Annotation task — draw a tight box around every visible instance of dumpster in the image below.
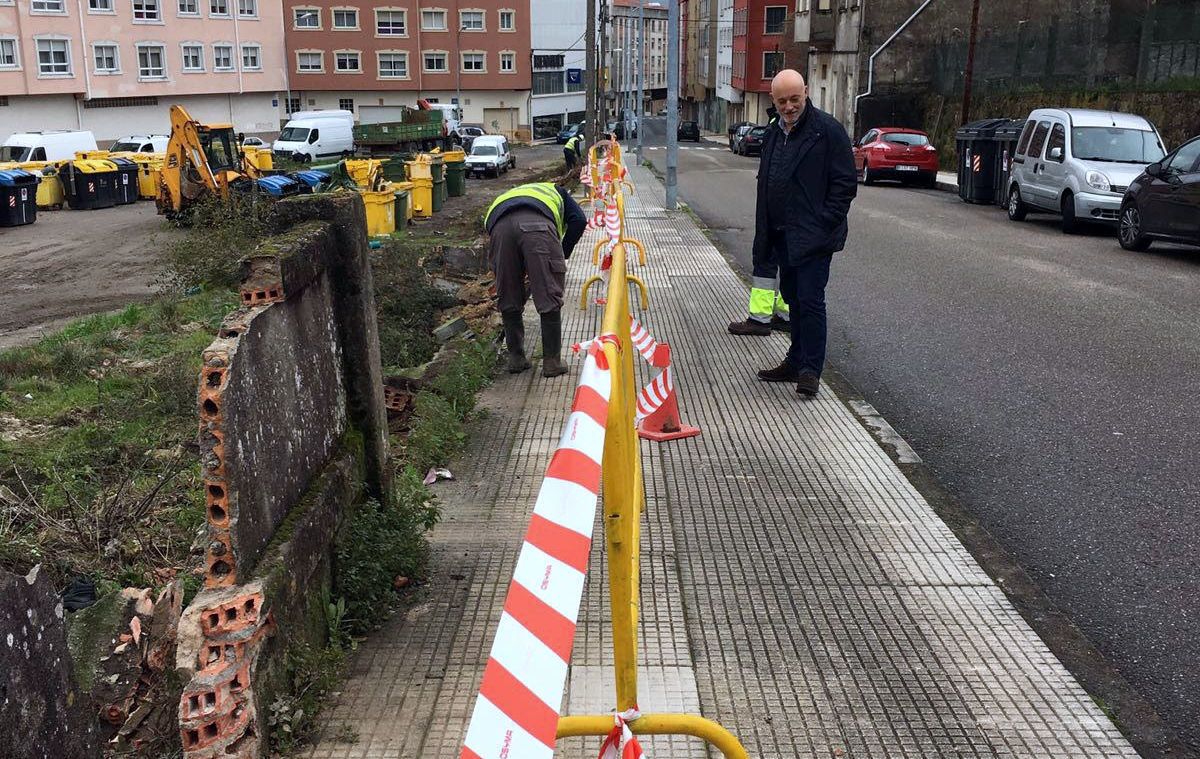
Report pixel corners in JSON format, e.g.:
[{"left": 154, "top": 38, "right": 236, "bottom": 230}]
[
  {"left": 256, "top": 175, "right": 303, "bottom": 198},
  {"left": 293, "top": 170, "right": 330, "bottom": 192},
  {"left": 381, "top": 155, "right": 414, "bottom": 182},
  {"left": 60, "top": 159, "right": 118, "bottom": 210},
  {"left": 991, "top": 118, "right": 1026, "bottom": 208},
  {"left": 74, "top": 150, "right": 111, "bottom": 161},
  {"left": 407, "top": 159, "right": 434, "bottom": 218},
  {"left": 110, "top": 157, "right": 139, "bottom": 205},
  {"left": 444, "top": 149, "right": 466, "bottom": 197},
  {"left": 361, "top": 189, "right": 396, "bottom": 235},
  {"left": 128, "top": 155, "right": 164, "bottom": 200},
  {"left": 954, "top": 118, "right": 1010, "bottom": 204},
  {"left": 0, "top": 169, "right": 39, "bottom": 226},
  {"left": 242, "top": 146, "right": 274, "bottom": 175}
]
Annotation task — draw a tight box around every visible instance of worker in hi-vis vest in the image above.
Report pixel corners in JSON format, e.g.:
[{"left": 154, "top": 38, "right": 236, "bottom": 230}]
[
  {"left": 728, "top": 105, "right": 790, "bottom": 337},
  {"left": 484, "top": 180, "right": 587, "bottom": 377},
  {"left": 564, "top": 133, "right": 584, "bottom": 173}
]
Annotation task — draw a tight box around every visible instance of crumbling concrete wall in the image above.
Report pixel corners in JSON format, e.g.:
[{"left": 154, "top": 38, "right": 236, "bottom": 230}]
[
  {"left": 179, "top": 192, "right": 390, "bottom": 759},
  {"left": 0, "top": 566, "right": 99, "bottom": 759}
]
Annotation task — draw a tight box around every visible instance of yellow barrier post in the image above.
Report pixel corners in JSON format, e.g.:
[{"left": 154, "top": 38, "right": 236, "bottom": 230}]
[{"left": 559, "top": 141, "right": 749, "bottom": 758}]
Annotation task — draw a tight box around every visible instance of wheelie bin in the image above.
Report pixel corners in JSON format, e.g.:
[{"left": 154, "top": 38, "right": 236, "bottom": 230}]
[
  {"left": 60, "top": 159, "right": 118, "bottom": 210},
  {"left": 110, "top": 157, "right": 139, "bottom": 205},
  {"left": 991, "top": 119, "right": 1027, "bottom": 208},
  {"left": 954, "top": 118, "right": 1009, "bottom": 204},
  {"left": 0, "top": 169, "right": 39, "bottom": 226},
  {"left": 444, "top": 149, "right": 467, "bottom": 197}
]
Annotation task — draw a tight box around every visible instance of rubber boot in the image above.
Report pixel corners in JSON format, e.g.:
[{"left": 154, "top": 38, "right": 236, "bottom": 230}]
[
  {"left": 540, "top": 310, "right": 568, "bottom": 378},
  {"left": 501, "top": 310, "right": 531, "bottom": 373}
]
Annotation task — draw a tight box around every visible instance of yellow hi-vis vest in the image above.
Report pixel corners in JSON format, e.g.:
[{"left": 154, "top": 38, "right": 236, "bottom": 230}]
[
  {"left": 484, "top": 182, "right": 566, "bottom": 238},
  {"left": 566, "top": 135, "right": 582, "bottom": 153}
]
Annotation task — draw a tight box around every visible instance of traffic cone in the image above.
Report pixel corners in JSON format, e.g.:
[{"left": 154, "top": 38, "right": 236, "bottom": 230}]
[{"left": 637, "top": 361, "right": 701, "bottom": 442}]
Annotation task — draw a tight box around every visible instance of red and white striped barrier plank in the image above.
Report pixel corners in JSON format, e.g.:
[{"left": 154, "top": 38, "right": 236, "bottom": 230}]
[
  {"left": 635, "top": 365, "right": 672, "bottom": 422},
  {"left": 461, "top": 344, "right": 613, "bottom": 759}
]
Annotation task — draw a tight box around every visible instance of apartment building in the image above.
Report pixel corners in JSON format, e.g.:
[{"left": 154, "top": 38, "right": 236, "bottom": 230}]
[
  {"left": 530, "top": 0, "right": 585, "bottom": 139},
  {"left": 283, "top": 0, "right": 532, "bottom": 137},
  {"left": 715, "top": 0, "right": 737, "bottom": 123},
  {"left": 0, "top": 0, "right": 287, "bottom": 141},
  {"left": 607, "top": 0, "right": 667, "bottom": 121},
  {"left": 730, "top": 0, "right": 788, "bottom": 124},
  {"left": 794, "top": 0, "right": 859, "bottom": 131}
]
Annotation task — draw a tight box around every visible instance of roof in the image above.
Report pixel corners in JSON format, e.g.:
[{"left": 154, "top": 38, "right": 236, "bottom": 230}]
[{"left": 1031, "top": 108, "right": 1155, "bottom": 130}]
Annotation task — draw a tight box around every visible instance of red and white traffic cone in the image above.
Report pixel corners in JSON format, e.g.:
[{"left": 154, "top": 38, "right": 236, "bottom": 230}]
[{"left": 635, "top": 344, "right": 700, "bottom": 442}]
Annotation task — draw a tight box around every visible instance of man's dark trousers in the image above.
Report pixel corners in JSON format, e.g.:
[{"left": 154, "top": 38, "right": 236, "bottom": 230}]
[
  {"left": 773, "top": 229, "right": 831, "bottom": 376},
  {"left": 564, "top": 148, "right": 578, "bottom": 172}
]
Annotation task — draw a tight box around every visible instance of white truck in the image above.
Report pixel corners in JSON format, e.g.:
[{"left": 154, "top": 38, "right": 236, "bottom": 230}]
[
  {"left": 272, "top": 110, "right": 355, "bottom": 163},
  {"left": 0, "top": 130, "right": 98, "bottom": 162}
]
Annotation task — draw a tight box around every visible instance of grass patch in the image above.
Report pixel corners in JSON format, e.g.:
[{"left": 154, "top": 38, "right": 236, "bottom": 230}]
[
  {"left": 371, "top": 240, "right": 456, "bottom": 370},
  {"left": 159, "top": 194, "right": 276, "bottom": 291}
]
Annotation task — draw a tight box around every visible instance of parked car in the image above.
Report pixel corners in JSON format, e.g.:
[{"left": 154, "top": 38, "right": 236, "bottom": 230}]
[
  {"left": 0, "top": 130, "right": 97, "bottom": 162},
  {"left": 557, "top": 122, "right": 584, "bottom": 144},
  {"left": 466, "top": 135, "right": 515, "bottom": 178},
  {"left": 737, "top": 126, "right": 768, "bottom": 156},
  {"left": 454, "top": 125, "right": 486, "bottom": 151},
  {"left": 727, "top": 121, "right": 754, "bottom": 150},
  {"left": 853, "top": 128, "right": 939, "bottom": 188},
  {"left": 607, "top": 120, "right": 637, "bottom": 140},
  {"left": 241, "top": 136, "right": 266, "bottom": 147},
  {"left": 1006, "top": 108, "right": 1166, "bottom": 233},
  {"left": 730, "top": 124, "right": 755, "bottom": 153},
  {"left": 1117, "top": 135, "right": 1200, "bottom": 251},
  {"left": 678, "top": 120, "right": 701, "bottom": 142},
  {"left": 109, "top": 134, "right": 169, "bottom": 153}
]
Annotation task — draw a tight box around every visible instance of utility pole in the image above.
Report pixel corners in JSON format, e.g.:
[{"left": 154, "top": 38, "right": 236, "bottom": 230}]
[
  {"left": 600, "top": 1, "right": 610, "bottom": 133},
  {"left": 961, "top": 0, "right": 980, "bottom": 125},
  {"left": 666, "top": 0, "right": 679, "bottom": 209},
  {"left": 636, "top": 0, "right": 645, "bottom": 156},
  {"left": 586, "top": 0, "right": 596, "bottom": 142}
]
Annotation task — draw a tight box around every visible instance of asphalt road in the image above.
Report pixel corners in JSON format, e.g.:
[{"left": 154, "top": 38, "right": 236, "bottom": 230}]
[{"left": 636, "top": 117, "right": 1200, "bottom": 752}]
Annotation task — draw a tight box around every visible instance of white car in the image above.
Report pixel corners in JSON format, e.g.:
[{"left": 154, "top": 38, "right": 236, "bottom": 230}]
[
  {"left": 465, "top": 135, "right": 516, "bottom": 178},
  {"left": 109, "top": 134, "right": 169, "bottom": 153}
]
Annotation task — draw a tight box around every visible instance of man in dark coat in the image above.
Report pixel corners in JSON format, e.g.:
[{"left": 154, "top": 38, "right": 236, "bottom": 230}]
[{"left": 751, "top": 68, "right": 857, "bottom": 397}]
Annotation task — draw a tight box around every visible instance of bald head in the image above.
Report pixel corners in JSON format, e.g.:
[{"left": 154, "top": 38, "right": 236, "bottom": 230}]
[{"left": 771, "top": 69, "right": 808, "bottom": 128}]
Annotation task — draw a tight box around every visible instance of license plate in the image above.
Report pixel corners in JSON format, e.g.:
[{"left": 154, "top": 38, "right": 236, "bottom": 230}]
[{"left": 897, "top": 165, "right": 918, "bottom": 172}]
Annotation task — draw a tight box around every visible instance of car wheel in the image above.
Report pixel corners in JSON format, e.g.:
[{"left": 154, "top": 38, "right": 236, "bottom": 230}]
[
  {"left": 1007, "top": 186, "right": 1028, "bottom": 221},
  {"left": 863, "top": 165, "right": 876, "bottom": 186},
  {"left": 1060, "top": 192, "right": 1079, "bottom": 234},
  {"left": 921, "top": 172, "right": 938, "bottom": 189},
  {"left": 1118, "top": 203, "right": 1152, "bottom": 251}
]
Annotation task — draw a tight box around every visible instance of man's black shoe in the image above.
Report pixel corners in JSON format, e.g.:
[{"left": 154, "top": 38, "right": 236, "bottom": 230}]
[
  {"left": 757, "top": 363, "right": 800, "bottom": 383},
  {"left": 728, "top": 319, "right": 772, "bottom": 336},
  {"left": 770, "top": 315, "right": 791, "bottom": 332},
  {"left": 796, "top": 373, "right": 820, "bottom": 396}
]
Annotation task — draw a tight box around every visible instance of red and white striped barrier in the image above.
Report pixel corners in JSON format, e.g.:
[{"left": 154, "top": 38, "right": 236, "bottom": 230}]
[
  {"left": 598, "top": 711, "right": 647, "bottom": 759},
  {"left": 460, "top": 343, "right": 613, "bottom": 759}
]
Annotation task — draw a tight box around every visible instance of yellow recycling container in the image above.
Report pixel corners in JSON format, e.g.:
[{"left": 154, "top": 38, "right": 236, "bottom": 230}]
[
  {"left": 345, "top": 159, "right": 384, "bottom": 189},
  {"left": 74, "top": 150, "right": 111, "bottom": 161},
  {"left": 406, "top": 158, "right": 434, "bottom": 218},
  {"left": 361, "top": 189, "right": 396, "bottom": 235},
  {"left": 35, "top": 168, "right": 65, "bottom": 209},
  {"left": 124, "top": 154, "right": 164, "bottom": 199}
]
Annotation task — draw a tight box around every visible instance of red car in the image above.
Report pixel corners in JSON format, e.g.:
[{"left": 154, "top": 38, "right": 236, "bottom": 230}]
[{"left": 853, "top": 128, "right": 939, "bottom": 188}]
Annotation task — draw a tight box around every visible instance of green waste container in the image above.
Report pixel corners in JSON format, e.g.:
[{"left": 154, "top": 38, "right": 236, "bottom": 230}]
[
  {"left": 393, "top": 188, "right": 409, "bottom": 229},
  {"left": 445, "top": 153, "right": 466, "bottom": 198},
  {"left": 427, "top": 154, "right": 445, "bottom": 182},
  {"left": 382, "top": 156, "right": 412, "bottom": 182}
]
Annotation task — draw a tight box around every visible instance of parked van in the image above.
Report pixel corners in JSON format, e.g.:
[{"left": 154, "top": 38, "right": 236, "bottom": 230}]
[
  {"left": 1006, "top": 108, "right": 1166, "bottom": 232},
  {"left": 0, "top": 131, "right": 98, "bottom": 163},
  {"left": 272, "top": 111, "right": 355, "bottom": 162},
  {"left": 109, "top": 135, "right": 169, "bottom": 154},
  {"left": 465, "top": 135, "right": 515, "bottom": 178}
]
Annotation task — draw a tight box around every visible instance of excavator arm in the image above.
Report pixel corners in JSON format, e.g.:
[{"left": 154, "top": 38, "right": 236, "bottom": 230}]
[{"left": 157, "top": 104, "right": 239, "bottom": 215}]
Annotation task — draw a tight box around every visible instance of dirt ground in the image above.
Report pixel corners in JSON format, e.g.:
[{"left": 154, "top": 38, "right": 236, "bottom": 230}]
[{"left": 0, "top": 143, "right": 566, "bottom": 351}]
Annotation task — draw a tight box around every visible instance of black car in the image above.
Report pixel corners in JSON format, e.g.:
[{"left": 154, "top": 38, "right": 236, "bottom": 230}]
[
  {"left": 730, "top": 124, "right": 755, "bottom": 154},
  {"left": 727, "top": 120, "right": 753, "bottom": 149},
  {"left": 606, "top": 120, "right": 637, "bottom": 140},
  {"left": 1118, "top": 135, "right": 1200, "bottom": 251},
  {"left": 677, "top": 120, "right": 701, "bottom": 142},
  {"left": 739, "top": 126, "right": 768, "bottom": 156}
]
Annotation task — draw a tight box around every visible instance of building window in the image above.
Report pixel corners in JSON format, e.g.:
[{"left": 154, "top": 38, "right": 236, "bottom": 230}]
[
  {"left": 137, "top": 44, "right": 166, "bottom": 78},
  {"left": 533, "top": 54, "right": 563, "bottom": 69},
  {"left": 333, "top": 8, "right": 357, "bottom": 28},
  {"left": 31, "top": 0, "right": 65, "bottom": 11},
  {"left": 293, "top": 7, "right": 318, "bottom": 27},
  {"left": 498, "top": 9, "right": 513, "bottom": 30},
  {"left": 376, "top": 9, "right": 405, "bottom": 35},
  {"left": 817, "top": 0, "right": 830, "bottom": 10},
  {"left": 338, "top": 98, "right": 354, "bottom": 111},
  {"left": 0, "top": 38, "right": 19, "bottom": 69},
  {"left": 36, "top": 38, "right": 71, "bottom": 75},
  {"left": 210, "top": 0, "right": 228, "bottom": 15},
  {"left": 335, "top": 50, "right": 360, "bottom": 71},
  {"left": 500, "top": 51, "right": 514, "bottom": 72},
  {"left": 459, "top": 9, "right": 483, "bottom": 30},
  {"left": 213, "top": 43, "right": 233, "bottom": 70},
  {"left": 286, "top": 96, "right": 301, "bottom": 113},
  {"left": 420, "top": 8, "right": 446, "bottom": 30},
  {"left": 461, "top": 51, "right": 484, "bottom": 72},
  {"left": 764, "top": 6, "right": 786, "bottom": 34},
  {"left": 297, "top": 50, "right": 322, "bottom": 71},
  {"left": 423, "top": 50, "right": 447, "bottom": 71},
  {"left": 237, "top": 0, "right": 255, "bottom": 16},
  {"left": 182, "top": 43, "right": 203, "bottom": 70},
  {"left": 763, "top": 50, "right": 783, "bottom": 78},
  {"left": 92, "top": 43, "right": 119, "bottom": 72},
  {"left": 378, "top": 51, "right": 407, "bottom": 78},
  {"left": 532, "top": 70, "right": 564, "bottom": 95},
  {"left": 241, "top": 44, "right": 260, "bottom": 70},
  {"left": 133, "top": 0, "right": 161, "bottom": 21},
  {"left": 89, "top": 0, "right": 114, "bottom": 12},
  {"left": 178, "top": 0, "right": 197, "bottom": 13}
]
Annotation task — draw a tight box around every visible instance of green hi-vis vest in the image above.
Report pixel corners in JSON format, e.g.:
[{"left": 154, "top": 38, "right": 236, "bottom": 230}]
[{"left": 484, "top": 182, "right": 566, "bottom": 238}]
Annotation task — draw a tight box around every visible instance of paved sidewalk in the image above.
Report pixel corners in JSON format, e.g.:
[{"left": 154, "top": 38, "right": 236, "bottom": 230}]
[{"left": 303, "top": 165, "right": 1137, "bottom": 759}]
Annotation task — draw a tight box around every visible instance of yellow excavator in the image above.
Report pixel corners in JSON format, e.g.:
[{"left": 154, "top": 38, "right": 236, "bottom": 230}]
[{"left": 156, "top": 104, "right": 272, "bottom": 216}]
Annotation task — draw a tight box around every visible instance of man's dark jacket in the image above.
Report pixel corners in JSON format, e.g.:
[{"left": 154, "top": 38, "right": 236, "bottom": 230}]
[{"left": 751, "top": 101, "right": 857, "bottom": 266}]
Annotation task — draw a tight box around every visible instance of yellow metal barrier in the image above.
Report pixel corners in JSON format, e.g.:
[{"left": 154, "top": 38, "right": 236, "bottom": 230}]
[{"left": 561, "top": 140, "right": 749, "bottom": 759}]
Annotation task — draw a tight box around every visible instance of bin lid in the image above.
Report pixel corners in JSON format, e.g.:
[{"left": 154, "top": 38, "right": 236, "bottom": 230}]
[
  {"left": 294, "top": 170, "right": 330, "bottom": 187},
  {"left": 444, "top": 149, "right": 466, "bottom": 162},
  {"left": 991, "top": 118, "right": 1027, "bottom": 140},
  {"left": 110, "top": 157, "right": 138, "bottom": 168},
  {"left": 256, "top": 175, "right": 300, "bottom": 195},
  {"left": 65, "top": 159, "right": 118, "bottom": 173},
  {"left": 0, "top": 169, "right": 38, "bottom": 186},
  {"left": 955, "top": 118, "right": 1012, "bottom": 140}
]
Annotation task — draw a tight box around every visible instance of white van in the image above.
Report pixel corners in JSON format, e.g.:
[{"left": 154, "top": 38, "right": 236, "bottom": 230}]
[
  {"left": 465, "top": 135, "right": 515, "bottom": 178},
  {"left": 109, "top": 135, "right": 169, "bottom": 154},
  {"left": 0, "top": 130, "right": 98, "bottom": 163},
  {"left": 1006, "top": 108, "right": 1166, "bottom": 232},
  {"left": 272, "top": 111, "right": 355, "bottom": 162}
]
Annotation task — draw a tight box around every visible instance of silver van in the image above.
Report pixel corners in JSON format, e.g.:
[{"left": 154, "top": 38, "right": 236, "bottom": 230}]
[{"left": 1006, "top": 108, "right": 1166, "bottom": 232}]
